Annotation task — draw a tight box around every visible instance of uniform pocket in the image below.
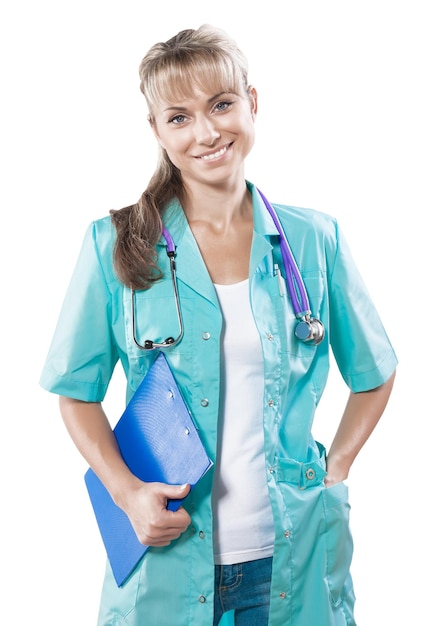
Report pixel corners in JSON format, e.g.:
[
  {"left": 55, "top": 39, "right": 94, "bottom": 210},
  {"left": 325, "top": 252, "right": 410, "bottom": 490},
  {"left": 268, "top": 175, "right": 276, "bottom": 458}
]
[
  {"left": 321, "top": 481, "right": 354, "bottom": 606},
  {"left": 124, "top": 282, "right": 197, "bottom": 381}
]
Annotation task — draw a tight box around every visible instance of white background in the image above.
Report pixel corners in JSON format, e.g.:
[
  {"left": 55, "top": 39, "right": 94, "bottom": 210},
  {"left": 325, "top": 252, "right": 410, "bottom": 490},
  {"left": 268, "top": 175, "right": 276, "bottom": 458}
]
[{"left": 1, "top": 1, "right": 430, "bottom": 624}]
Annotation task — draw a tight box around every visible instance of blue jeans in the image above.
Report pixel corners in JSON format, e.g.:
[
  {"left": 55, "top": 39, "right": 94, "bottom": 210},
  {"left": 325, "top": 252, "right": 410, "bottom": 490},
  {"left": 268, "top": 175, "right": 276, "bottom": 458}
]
[{"left": 213, "top": 557, "right": 273, "bottom": 626}]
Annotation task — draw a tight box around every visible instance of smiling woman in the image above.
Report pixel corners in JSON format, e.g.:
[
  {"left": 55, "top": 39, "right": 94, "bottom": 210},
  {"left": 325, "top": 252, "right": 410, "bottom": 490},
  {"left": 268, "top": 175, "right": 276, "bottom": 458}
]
[
  {"left": 148, "top": 86, "right": 257, "bottom": 201},
  {"left": 39, "top": 23, "right": 397, "bottom": 626}
]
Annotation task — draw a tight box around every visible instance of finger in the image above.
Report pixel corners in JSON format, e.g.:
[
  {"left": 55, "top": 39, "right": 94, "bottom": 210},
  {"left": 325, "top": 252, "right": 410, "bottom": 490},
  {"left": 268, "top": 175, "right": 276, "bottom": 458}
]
[{"left": 159, "top": 483, "right": 191, "bottom": 502}]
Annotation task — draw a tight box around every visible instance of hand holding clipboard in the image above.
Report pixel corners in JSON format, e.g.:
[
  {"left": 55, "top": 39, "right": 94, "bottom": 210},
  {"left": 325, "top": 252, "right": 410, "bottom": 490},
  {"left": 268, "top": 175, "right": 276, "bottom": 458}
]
[{"left": 84, "top": 353, "right": 213, "bottom": 586}]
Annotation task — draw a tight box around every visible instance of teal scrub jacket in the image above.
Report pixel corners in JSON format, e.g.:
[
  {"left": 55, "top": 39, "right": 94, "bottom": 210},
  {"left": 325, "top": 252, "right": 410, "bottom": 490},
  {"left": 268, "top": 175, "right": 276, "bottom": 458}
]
[{"left": 40, "top": 182, "right": 397, "bottom": 626}]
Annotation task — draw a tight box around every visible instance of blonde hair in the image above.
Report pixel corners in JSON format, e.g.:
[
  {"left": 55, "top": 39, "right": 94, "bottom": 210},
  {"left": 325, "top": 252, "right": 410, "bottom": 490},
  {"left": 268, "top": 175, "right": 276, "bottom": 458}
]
[
  {"left": 140, "top": 25, "right": 249, "bottom": 119},
  {"left": 110, "top": 25, "right": 250, "bottom": 289}
]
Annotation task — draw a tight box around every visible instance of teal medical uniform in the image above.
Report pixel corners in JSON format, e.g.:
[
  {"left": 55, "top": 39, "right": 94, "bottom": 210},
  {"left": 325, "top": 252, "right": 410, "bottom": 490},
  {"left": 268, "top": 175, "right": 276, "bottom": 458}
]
[{"left": 40, "top": 182, "right": 397, "bottom": 626}]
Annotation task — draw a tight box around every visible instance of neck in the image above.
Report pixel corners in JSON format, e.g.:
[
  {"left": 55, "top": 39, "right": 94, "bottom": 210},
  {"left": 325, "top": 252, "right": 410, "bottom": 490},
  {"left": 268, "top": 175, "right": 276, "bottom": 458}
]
[{"left": 182, "top": 179, "right": 251, "bottom": 231}]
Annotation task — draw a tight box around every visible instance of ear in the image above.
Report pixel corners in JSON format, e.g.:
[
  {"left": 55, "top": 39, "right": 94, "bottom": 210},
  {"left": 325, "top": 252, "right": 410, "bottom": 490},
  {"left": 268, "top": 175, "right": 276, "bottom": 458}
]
[{"left": 247, "top": 86, "right": 258, "bottom": 120}]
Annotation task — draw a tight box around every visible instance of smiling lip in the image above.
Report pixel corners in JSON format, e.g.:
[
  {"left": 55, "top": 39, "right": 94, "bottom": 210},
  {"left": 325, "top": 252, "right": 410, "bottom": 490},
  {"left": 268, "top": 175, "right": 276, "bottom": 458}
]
[{"left": 195, "top": 143, "right": 232, "bottom": 161}]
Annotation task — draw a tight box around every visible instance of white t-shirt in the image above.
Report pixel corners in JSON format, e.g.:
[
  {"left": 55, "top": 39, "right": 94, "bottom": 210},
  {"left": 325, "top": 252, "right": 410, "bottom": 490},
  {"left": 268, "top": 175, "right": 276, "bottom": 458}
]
[{"left": 212, "top": 279, "right": 274, "bottom": 565}]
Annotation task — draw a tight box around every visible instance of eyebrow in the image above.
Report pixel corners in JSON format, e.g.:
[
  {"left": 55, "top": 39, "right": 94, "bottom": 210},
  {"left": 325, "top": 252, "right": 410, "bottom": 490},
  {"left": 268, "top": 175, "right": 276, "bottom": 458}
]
[{"left": 163, "top": 91, "right": 235, "bottom": 113}]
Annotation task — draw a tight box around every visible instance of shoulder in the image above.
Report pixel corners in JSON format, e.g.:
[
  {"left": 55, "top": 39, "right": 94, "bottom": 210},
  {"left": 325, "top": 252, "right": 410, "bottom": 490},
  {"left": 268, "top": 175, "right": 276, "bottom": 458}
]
[
  {"left": 272, "top": 202, "right": 338, "bottom": 236},
  {"left": 88, "top": 214, "right": 116, "bottom": 239},
  {"left": 270, "top": 203, "right": 341, "bottom": 264},
  {"left": 76, "top": 215, "right": 119, "bottom": 286},
  {"left": 81, "top": 215, "right": 116, "bottom": 255},
  {"left": 251, "top": 182, "right": 338, "bottom": 242}
]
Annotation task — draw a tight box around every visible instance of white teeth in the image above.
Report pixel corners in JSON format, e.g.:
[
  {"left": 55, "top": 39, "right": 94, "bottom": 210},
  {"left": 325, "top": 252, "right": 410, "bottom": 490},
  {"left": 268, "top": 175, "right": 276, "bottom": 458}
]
[{"left": 200, "top": 145, "right": 228, "bottom": 160}]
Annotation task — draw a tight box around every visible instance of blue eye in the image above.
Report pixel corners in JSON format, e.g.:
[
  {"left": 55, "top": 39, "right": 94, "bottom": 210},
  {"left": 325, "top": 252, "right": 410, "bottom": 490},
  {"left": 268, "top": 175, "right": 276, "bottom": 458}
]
[
  {"left": 169, "top": 114, "right": 187, "bottom": 124},
  {"left": 215, "top": 101, "right": 232, "bottom": 112}
]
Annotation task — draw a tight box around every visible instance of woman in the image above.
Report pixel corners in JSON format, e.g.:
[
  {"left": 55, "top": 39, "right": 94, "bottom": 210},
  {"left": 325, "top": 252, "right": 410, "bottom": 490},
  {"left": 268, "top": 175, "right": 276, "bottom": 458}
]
[{"left": 40, "top": 24, "right": 397, "bottom": 626}]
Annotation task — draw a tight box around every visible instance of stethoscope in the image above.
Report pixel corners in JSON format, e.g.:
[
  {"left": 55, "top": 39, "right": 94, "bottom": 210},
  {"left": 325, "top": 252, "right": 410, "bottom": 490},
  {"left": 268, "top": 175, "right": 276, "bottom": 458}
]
[{"left": 131, "top": 189, "right": 325, "bottom": 350}]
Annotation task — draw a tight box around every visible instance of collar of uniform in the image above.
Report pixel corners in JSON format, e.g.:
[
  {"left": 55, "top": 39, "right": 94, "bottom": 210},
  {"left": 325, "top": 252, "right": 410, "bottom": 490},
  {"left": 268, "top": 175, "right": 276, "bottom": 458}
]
[
  {"left": 247, "top": 181, "right": 280, "bottom": 238},
  {"left": 248, "top": 182, "right": 279, "bottom": 274},
  {"left": 158, "top": 197, "right": 219, "bottom": 305},
  {"left": 158, "top": 197, "right": 190, "bottom": 247}
]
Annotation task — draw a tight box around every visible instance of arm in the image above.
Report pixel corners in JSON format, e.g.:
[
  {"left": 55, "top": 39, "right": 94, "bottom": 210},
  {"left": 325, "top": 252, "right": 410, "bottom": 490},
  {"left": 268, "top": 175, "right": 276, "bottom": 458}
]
[
  {"left": 59, "top": 396, "right": 191, "bottom": 546},
  {"left": 324, "top": 369, "right": 396, "bottom": 486}
]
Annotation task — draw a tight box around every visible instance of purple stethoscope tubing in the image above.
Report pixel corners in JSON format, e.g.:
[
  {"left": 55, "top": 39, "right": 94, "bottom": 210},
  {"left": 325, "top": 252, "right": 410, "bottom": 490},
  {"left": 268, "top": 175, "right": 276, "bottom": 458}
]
[
  {"left": 162, "top": 226, "right": 175, "bottom": 253},
  {"left": 256, "top": 188, "right": 310, "bottom": 318}
]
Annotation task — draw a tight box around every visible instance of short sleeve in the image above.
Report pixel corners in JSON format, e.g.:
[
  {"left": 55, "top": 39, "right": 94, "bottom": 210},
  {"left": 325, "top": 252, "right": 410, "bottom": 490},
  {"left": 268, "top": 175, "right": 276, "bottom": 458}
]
[
  {"left": 328, "top": 224, "right": 398, "bottom": 392},
  {"left": 39, "top": 220, "right": 120, "bottom": 401}
]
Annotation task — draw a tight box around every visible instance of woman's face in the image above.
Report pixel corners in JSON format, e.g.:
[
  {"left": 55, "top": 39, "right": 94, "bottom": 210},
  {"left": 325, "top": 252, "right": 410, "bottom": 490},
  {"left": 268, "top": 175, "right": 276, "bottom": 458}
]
[{"left": 150, "top": 84, "right": 258, "bottom": 188}]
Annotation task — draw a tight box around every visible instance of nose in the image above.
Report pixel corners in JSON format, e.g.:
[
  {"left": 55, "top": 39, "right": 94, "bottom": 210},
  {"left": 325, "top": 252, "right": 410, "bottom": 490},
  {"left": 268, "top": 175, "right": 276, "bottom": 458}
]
[{"left": 194, "top": 115, "right": 220, "bottom": 145}]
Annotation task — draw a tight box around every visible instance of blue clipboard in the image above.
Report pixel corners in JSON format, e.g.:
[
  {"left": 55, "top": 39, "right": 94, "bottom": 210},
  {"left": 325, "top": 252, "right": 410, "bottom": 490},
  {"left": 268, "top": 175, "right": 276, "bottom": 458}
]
[{"left": 84, "top": 352, "right": 213, "bottom": 587}]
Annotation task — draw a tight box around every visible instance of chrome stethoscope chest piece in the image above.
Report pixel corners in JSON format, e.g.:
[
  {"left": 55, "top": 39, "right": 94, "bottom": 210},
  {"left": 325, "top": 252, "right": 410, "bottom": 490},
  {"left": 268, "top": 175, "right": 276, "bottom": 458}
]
[{"left": 295, "top": 316, "right": 325, "bottom": 345}]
